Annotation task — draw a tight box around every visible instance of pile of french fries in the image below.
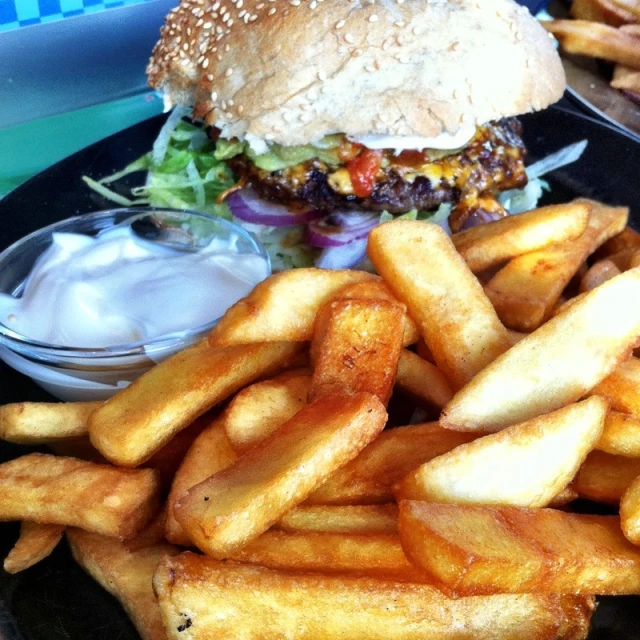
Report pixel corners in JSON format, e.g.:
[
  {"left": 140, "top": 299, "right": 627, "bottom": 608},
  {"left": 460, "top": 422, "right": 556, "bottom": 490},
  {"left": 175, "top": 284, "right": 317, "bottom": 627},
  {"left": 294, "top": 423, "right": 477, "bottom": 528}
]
[
  {"left": 543, "top": 0, "right": 640, "bottom": 100},
  {"left": 4, "top": 197, "right": 640, "bottom": 638}
]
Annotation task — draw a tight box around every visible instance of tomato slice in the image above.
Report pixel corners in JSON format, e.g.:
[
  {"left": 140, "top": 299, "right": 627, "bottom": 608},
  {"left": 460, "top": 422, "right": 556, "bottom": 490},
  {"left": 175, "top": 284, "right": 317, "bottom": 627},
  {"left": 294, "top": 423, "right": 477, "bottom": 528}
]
[{"left": 346, "top": 149, "right": 383, "bottom": 198}]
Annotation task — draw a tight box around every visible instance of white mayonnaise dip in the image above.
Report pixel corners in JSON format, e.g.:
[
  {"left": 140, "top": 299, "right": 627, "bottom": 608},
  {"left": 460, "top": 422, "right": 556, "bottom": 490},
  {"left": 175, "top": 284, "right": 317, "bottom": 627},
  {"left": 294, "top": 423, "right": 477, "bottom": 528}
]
[{"left": 0, "top": 226, "right": 269, "bottom": 348}]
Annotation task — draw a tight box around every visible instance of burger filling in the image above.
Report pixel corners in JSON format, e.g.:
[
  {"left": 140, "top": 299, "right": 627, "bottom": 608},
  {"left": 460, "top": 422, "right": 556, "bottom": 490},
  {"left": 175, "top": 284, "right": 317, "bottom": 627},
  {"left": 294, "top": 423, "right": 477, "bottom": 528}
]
[{"left": 215, "top": 118, "right": 527, "bottom": 232}]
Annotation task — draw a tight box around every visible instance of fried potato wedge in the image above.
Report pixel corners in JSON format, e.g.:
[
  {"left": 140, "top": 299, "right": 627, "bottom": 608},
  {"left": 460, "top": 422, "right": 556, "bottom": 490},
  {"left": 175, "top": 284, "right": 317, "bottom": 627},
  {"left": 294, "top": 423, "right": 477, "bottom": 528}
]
[
  {"left": 88, "top": 340, "right": 300, "bottom": 467},
  {"left": 485, "top": 200, "right": 627, "bottom": 331},
  {"left": 397, "top": 398, "right": 606, "bottom": 507},
  {"left": 544, "top": 20, "right": 640, "bottom": 69},
  {"left": 223, "top": 370, "right": 310, "bottom": 453},
  {"left": 597, "top": 410, "right": 640, "bottom": 456},
  {"left": 228, "top": 531, "right": 428, "bottom": 582},
  {"left": 574, "top": 450, "right": 640, "bottom": 504},
  {"left": 166, "top": 417, "right": 236, "bottom": 546},
  {"left": 67, "top": 528, "right": 179, "bottom": 640},
  {"left": 442, "top": 268, "right": 640, "bottom": 433},
  {"left": 596, "top": 225, "right": 640, "bottom": 258},
  {"left": 0, "top": 401, "right": 100, "bottom": 444},
  {"left": 368, "top": 220, "right": 511, "bottom": 390},
  {"left": 306, "top": 423, "right": 476, "bottom": 505},
  {"left": 154, "top": 553, "right": 595, "bottom": 640},
  {"left": 3, "top": 522, "right": 64, "bottom": 574},
  {"left": 611, "top": 63, "right": 640, "bottom": 92},
  {"left": 452, "top": 202, "right": 590, "bottom": 273},
  {"left": 394, "top": 350, "right": 453, "bottom": 410},
  {"left": 399, "top": 501, "right": 640, "bottom": 595},
  {"left": 570, "top": 0, "right": 637, "bottom": 26},
  {"left": 276, "top": 504, "right": 398, "bottom": 534},
  {"left": 0, "top": 453, "right": 159, "bottom": 538},
  {"left": 175, "top": 392, "right": 387, "bottom": 557},
  {"left": 580, "top": 259, "right": 621, "bottom": 293},
  {"left": 334, "top": 279, "right": 420, "bottom": 346},
  {"left": 590, "top": 356, "right": 640, "bottom": 416},
  {"left": 208, "top": 269, "right": 374, "bottom": 347},
  {"left": 309, "top": 298, "right": 404, "bottom": 406},
  {"left": 621, "top": 475, "right": 640, "bottom": 545}
]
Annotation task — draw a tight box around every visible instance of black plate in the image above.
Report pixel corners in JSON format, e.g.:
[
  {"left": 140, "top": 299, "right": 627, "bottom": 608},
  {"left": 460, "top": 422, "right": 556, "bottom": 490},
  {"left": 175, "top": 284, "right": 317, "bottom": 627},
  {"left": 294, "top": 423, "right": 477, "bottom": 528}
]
[{"left": 1, "top": 104, "right": 639, "bottom": 639}]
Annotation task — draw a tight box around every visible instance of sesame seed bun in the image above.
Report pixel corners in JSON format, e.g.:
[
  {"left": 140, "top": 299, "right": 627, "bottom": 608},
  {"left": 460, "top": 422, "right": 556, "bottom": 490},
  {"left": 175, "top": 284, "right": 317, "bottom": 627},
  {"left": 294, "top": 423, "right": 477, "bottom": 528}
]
[{"left": 147, "top": 0, "right": 565, "bottom": 147}]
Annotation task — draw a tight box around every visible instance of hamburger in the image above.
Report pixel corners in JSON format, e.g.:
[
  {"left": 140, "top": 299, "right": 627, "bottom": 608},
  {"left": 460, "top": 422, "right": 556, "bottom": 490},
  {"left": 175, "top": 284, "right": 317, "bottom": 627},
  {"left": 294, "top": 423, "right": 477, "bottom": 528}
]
[{"left": 145, "top": 0, "right": 565, "bottom": 268}]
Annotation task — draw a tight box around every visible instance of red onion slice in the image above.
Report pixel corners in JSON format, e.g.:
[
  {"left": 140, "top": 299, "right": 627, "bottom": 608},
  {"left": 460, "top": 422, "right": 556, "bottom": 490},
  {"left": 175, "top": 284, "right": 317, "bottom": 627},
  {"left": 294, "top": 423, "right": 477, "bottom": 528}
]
[
  {"left": 227, "top": 189, "right": 323, "bottom": 226},
  {"left": 307, "top": 212, "right": 379, "bottom": 248},
  {"left": 622, "top": 89, "right": 640, "bottom": 104},
  {"left": 315, "top": 238, "right": 368, "bottom": 269},
  {"left": 460, "top": 208, "right": 507, "bottom": 230}
]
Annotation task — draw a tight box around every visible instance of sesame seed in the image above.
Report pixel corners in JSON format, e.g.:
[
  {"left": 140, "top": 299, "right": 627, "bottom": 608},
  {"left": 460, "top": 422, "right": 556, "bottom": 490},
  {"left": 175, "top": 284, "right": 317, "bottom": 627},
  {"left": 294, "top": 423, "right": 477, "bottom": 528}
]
[
  {"left": 225, "top": 43, "right": 230, "bottom": 51},
  {"left": 310, "top": 0, "right": 317, "bottom": 8},
  {"left": 208, "top": 74, "right": 214, "bottom": 81},
  {"left": 228, "top": 19, "right": 233, "bottom": 26},
  {"left": 369, "top": 14, "right": 378, "bottom": 22},
  {"left": 450, "top": 41, "right": 460, "bottom": 51},
  {"left": 221, "top": 100, "right": 227, "bottom": 110},
  {"left": 183, "top": 42, "right": 189, "bottom": 50},
  {"left": 515, "top": 32, "right": 523, "bottom": 41},
  {"left": 382, "top": 39, "right": 390, "bottom": 50},
  {"left": 249, "top": 13, "right": 257, "bottom": 20},
  {"left": 196, "top": 18, "right": 203, "bottom": 26},
  {"left": 412, "top": 26, "right": 421, "bottom": 35},
  {"left": 222, "top": 11, "right": 230, "bottom": 21},
  {"left": 374, "top": 59, "right": 381, "bottom": 70},
  {"left": 225, "top": 67, "right": 234, "bottom": 77},
  {"left": 238, "top": 105, "right": 245, "bottom": 114},
  {"left": 237, "top": 0, "right": 243, "bottom": 6},
  {"left": 290, "top": 0, "right": 300, "bottom": 5},
  {"left": 239, "top": 9, "right": 246, "bottom": 16},
  {"left": 318, "top": 70, "right": 327, "bottom": 80},
  {"left": 217, "top": 53, "right": 223, "bottom": 59},
  {"left": 394, "top": 20, "right": 404, "bottom": 27},
  {"left": 396, "top": 35, "right": 403, "bottom": 45},
  {"left": 228, "top": 99, "right": 234, "bottom": 106},
  {"left": 335, "top": 19, "right": 345, "bottom": 28},
  {"left": 268, "top": 6, "right": 276, "bottom": 14},
  {"left": 265, "top": 133, "right": 275, "bottom": 140},
  {"left": 256, "top": 2, "right": 265, "bottom": 8},
  {"left": 203, "top": 57, "right": 210, "bottom": 68},
  {"left": 243, "top": 12, "right": 250, "bottom": 21},
  {"left": 226, "top": 112, "right": 233, "bottom": 120},
  {"left": 351, "top": 48, "right": 362, "bottom": 57},
  {"left": 344, "top": 32, "right": 355, "bottom": 43},
  {"left": 300, "top": 113, "right": 311, "bottom": 123}
]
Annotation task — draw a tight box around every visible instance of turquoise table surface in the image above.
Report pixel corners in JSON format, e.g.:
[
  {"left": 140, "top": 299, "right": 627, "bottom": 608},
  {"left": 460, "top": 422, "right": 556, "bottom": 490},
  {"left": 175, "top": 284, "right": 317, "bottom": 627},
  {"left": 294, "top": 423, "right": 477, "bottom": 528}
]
[{"left": 0, "top": 91, "right": 164, "bottom": 198}]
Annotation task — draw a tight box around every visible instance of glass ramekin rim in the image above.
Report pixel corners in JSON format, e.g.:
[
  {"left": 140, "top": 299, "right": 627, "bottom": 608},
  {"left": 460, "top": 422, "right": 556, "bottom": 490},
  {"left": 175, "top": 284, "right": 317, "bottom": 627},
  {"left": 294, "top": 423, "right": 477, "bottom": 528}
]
[{"left": 0, "top": 206, "right": 270, "bottom": 360}]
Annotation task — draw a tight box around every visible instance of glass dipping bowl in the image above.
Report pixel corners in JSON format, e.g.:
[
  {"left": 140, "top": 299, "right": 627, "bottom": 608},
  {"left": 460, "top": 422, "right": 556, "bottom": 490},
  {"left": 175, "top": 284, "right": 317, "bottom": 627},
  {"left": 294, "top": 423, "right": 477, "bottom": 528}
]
[{"left": 0, "top": 208, "right": 270, "bottom": 401}]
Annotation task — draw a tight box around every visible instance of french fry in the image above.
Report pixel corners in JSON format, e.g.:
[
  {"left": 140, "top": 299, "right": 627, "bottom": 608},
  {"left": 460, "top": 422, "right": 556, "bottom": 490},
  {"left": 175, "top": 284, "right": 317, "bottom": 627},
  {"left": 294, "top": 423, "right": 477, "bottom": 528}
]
[
  {"left": 596, "top": 225, "right": 640, "bottom": 258},
  {"left": 208, "top": 269, "right": 375, "bottom": 347},
  {"left": 573, "top": 450, "right": 640, "bottom": 503},
  {"left": 620, "top": 475, "right": 640, "bottom": 545},
  {"left": 306, "top": 423, "right": 476, "bottom": 505},
  {"left": 484, "top": 200, "right": 627, "bottom": 331},
  {"left": 166, "top": 417, "right": 236, "bottom": 546},
  {"left": 580, "top": 259, "right": 621, "bottom": 292},
  {"left": 175, "top": 392, "right": 387, "bottom": 557},
  {"left": 612, "top": 64, "right": 640, "bottom": 92},
  {"left": 154, "top": 553, "right": 595, "bottom": 640},
  {"left": 368, "top": 220, "right": 512, "bottom": 390},
  {"left": 124, "top": 505, "right": 168, "bottom": 553},
  {"left": 396, "top": 397, "right": 607, "bottom": 507},
  {"left": 544, "top": 20, "right": 640, "bottom": 69},
  {"left": 605, "top": 248, "right": 638, "bottom": 270},
  {"left": 394, "top": 350, "right": 453, "bottom": 410},
  {"left": 276, "top": 504, "right": 399, "bottom": 534},
  {"left": 67, "top": 528, "right": 179, "bottom": 640},
  {"left": 0, "top": 453, "right": 159, "bottom": 538},
  {"left": 452, "top": 202, "right": 590, "bottom": 273},
  {"left": 334, "top": 279, "right": 421, "bottom": 346},
  {"left": 570, "top": 0, "right": 638, "bottom": 26},
  {"left": 399, "top": 501, "right": 640, "bottom": 595},
  {"left": 0, "top": 401, "right": 100, "bottom": 444},
  {"left": 88, "top": 340, "right": 301, "bottom": 467},
  {"left": 309, "top": 298, "right": 404, "bottom": 406},
  {"left": 442, "top": 268, "right": 640, "bottom": 433},
  {"left": 590, "top": 356, "right": 640, "bottom": 415},
  {"left": 549, "top": 486, "right": 579, "bottom": 508},
  {"left": 223, "top": 370, "right": 310, "bottom": 453},
  {"left": 3, "top": 522, "right": 64, "bottom": 574},
  {"left": 227, "top": 531, "right": 429, "bottom": 582},
  {"left": 597, "top": 410, "right": 640, "bottom": 456}
]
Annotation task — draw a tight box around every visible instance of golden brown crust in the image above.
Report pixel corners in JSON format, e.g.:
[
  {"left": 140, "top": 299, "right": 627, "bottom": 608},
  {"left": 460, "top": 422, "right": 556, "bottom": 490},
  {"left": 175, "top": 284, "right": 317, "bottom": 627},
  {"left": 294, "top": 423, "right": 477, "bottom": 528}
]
[{"left": 147, "top": 0, "right": 565, "bottom": 146}]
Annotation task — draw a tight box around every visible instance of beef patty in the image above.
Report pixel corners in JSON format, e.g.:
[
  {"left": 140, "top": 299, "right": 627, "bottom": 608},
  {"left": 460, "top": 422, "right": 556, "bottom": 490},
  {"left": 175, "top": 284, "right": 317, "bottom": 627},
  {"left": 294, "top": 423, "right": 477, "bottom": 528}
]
[{"left": 228, "top": 118, "right": 528, "bottom": 215}]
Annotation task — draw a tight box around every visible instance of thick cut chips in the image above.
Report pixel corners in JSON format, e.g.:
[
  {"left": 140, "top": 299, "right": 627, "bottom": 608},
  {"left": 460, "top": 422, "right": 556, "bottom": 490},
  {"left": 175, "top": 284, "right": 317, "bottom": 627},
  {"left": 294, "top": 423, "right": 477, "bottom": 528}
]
[
  {"left": 3, "top": 522, "right": 64, "bottom": 574},
  {"left": 208, "top": 269, "right": 375, "bottom": 347},
  {"left": 394, "top": 350, "right": 453, "bottom": 409},
  {"left": 154, "top": 553, "right": 595, "bottom": 640},
  {"left": 68, "top": 528, "right": 179, "bottom": 640},
  {"left": 368, "top": 220, "right": 511, "bottom": 390},
  {"left": 597, "top": 410, "right": 640, "bottom": 456},
  {"left": 165, "top": 417, "right": 236, "bottom": 546},
  {"left": 306, "top": 423, "right": 476, "bottom": 505},
  {"left": 175, "top": 392, "right": 387, "bottom": 557},
  {"left": 590, "top": 357, "right": 640, "bottom": 416},
  {"left": 0, "top": 453, "right": 159, "bottom": 538},
  {"left": 309, "top": 298, "right": 404, "bottom": 406},
  {"left": 0, "top": 401, "right": 100, "bottom": 444},
  {"left": 621, "top": 475, "right": 640, "bottom": 545},
  {"left": 573, "top": 450, "right": 640, "bottom": 504},
  {"left": 88, "top": 340, "right": 300, "bottom": 467},
  {"left": 452, "top": 202, "right": 590, "bottom": 273},
  {"left": 276, "top": 504, "right": 398, "bottom": 534},
  {"left": 397, "top": 398, "right": 606, "bottom": 507},
  {"left": 442, "top": 268, "right": 640, "bottom": 433},
  {"left": 484, "top": 200, "right": 627, "bottom": 331},
  {"left": 399, "top": 501, "right": 640, "bottom": 595}
]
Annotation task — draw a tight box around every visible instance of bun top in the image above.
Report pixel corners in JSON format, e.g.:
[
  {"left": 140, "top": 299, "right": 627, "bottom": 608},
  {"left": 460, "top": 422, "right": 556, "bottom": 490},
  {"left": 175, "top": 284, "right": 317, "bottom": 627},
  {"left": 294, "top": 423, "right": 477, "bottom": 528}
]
[{"left": 147, "top": 0, "right": 565, "bottom": 147}]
